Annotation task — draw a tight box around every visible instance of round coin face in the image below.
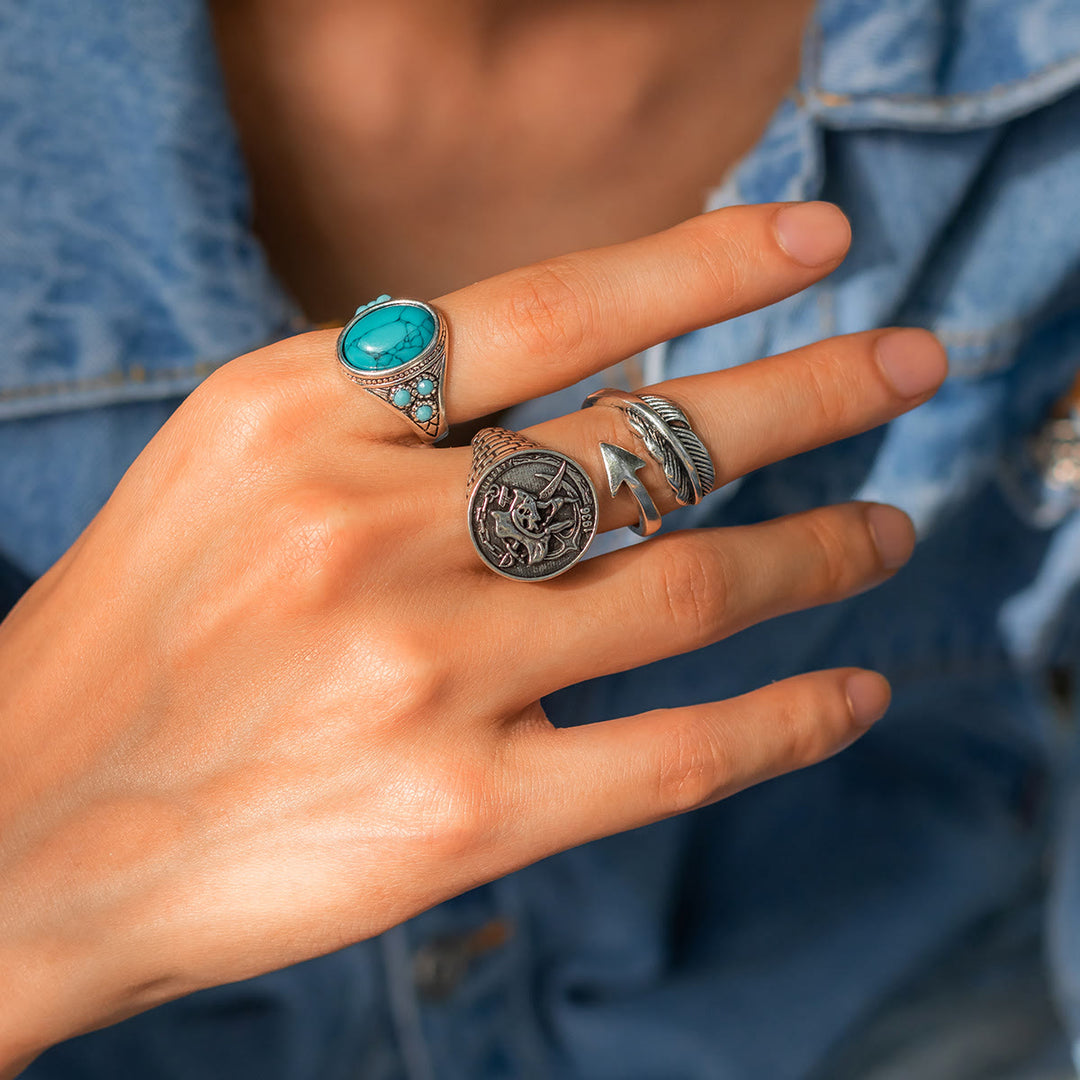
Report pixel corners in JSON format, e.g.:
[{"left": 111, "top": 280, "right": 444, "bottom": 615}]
[{"left": 468, "top": 450, "right": 598, "bottom": 581}]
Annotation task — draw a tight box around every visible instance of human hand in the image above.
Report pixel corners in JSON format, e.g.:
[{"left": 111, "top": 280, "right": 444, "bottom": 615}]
[{"left": 0, "top": 202, "right": 945, "bottom": 1072}]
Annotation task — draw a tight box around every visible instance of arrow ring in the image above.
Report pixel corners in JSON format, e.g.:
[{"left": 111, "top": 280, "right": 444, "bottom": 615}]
[
  {"left": 467, "top": 428, "right": 599, "bottom": 581},
  {"left": 598, "top": 442, "right": 662, "bottom": 537},
  {"left": 583, "top": 388, "right": 715, "bottom": 506}
]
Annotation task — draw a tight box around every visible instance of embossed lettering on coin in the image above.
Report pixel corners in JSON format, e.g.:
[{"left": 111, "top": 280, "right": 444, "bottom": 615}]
[{"left": 468, "top": 450, "right": 598, "bottom": 581}]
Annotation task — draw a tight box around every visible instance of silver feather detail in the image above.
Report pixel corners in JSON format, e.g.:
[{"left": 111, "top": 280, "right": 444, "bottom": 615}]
[{"left": 638, "top": 394, "right": 716, "bottom": 498}]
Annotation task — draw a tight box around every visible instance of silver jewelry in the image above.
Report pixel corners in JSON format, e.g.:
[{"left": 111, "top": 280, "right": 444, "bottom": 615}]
[
  {"left": 583, "top": 389, "right": 715, "bottom": 506},
  {"left": 1030, "top": 411, "right": 1080, "bottom": 492},
  {"left": 468, "top": 429, "right": 598, "bottom": 581},
  {"left": 598, "top": 442, "right": 661, "bottom": 537},
  {"left": 337, "top": 295, "right": 449, "bottom": 442}
]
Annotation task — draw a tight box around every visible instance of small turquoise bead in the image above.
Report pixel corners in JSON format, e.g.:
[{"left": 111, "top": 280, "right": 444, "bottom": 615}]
[
  {"left": 354, "top": 293, "right": 392, "bottom": 316},
  {"left": 416, "top": 378, "right": 434, "bottom": 396},
  {"left": 414, "top": 404, "right": 434, "bottom": 423},
  {"left": 341, "top": 301, "right": 436, "bottom": 372},
  {"left": 392, "top": 387, "right": 412, "bottom": 407}
]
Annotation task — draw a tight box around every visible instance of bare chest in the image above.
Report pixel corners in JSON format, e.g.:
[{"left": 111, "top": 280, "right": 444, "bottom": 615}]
[{"left": 211, "top": 0, "right": 811, "bottom": 319}]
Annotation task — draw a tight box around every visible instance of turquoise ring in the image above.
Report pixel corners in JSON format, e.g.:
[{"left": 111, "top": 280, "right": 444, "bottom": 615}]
[{"left": 336, "top": 295, "right": 449, "bottom": 442}]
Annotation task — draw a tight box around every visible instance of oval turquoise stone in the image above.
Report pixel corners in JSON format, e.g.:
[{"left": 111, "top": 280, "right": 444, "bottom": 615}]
[{"left": 341, "top": 302, "right": 436, "bottom": 372}]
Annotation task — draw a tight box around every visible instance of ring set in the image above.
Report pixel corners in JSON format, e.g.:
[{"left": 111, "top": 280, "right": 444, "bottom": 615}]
[
  {"left": 338, "top": 296, "right": 715, "bottom": 581},
  {"left": 466, "top": 391, "right": 716, "bottom": 581}
]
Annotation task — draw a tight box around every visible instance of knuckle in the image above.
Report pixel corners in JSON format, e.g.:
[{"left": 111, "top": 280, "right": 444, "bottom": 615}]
[
  {"left": 802, "top": 513, "right": 855, "bottom": 597},
  {"left": 268, "top": 497, "right": 365, "bottom": 594},
  {"left": 772, "top": 682, "right": 848, "bottom": 769},
  {"left": 498, "top": 259, "right": 595, "bottom": 358},
  {"left": 185, "top": 363, "right": 295, "bottom": 468},
  {"left": 392, "top": 751, "right": 507, "bottom": 862},
  {"left": 650, "top": 537, "right": 729, "bottom": 646},
  {"left": 801, "top": 347, "right": 857, "bottom": 430},
  {"left": 770, "top": 697, "right": 819, "bottom": 768},
  {"left": 674, "top": 219, "right": 747, "bottom": 307},
  {"left": 656, "top": 716, "right": 722, "bottom": 814},
  {"left": 423, "top": 772, "right": 501, "bottom": 859},
  {"left": 184, "top": 337, "right": 331, "bottom": 466},
  {"left": 367, "top": 629, "right": 452, "bottom": 722}
]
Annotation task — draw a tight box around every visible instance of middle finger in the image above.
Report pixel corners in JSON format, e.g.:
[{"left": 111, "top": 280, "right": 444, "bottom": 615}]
[{"left": 523, "top": 325, "right": 946, "bottom": 533}]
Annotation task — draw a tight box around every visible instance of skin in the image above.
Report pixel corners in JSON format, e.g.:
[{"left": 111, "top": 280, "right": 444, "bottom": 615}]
[
  {"left": 0, "top": 4, "right": 950, "bottom": 1074},
  {"left": 208, "top": 0, "right": 815, "bottom": 316},
  {"left": 0, "top": 202, "right": 947, "bottom": 1074}
]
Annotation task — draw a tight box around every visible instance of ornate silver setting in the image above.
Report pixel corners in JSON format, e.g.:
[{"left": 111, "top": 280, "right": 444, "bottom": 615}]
[
  {"left": 583, "top": 389, "right": 715, "bottom": 506},
  {"left": 336, "top": 296, "right": 449, "bottom": 442},
  {"left": 598, "top": 442, "right": 661, "bottom": 537},
  {"left": 468, "top": 428, "right": 598, "bottom": 581}
]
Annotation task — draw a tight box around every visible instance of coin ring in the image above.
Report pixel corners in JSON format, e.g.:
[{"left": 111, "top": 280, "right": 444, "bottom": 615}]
[{"left": 468, "top": 449, "right": 599, "bottom": 581}]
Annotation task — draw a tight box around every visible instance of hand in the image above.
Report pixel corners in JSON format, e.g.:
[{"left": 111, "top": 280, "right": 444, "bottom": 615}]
[{"left": 0, "top": 202, "right": 945, "bottom": 1071}]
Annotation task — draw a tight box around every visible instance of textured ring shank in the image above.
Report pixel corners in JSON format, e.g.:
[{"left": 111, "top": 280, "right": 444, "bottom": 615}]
[{"left": 467, "top": 428, "right": 541, "bottom": 491}]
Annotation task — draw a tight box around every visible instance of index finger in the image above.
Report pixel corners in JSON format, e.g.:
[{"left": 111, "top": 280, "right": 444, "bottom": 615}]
[{"left": 438, "top": 201, "right": 851, "bottom": 420}]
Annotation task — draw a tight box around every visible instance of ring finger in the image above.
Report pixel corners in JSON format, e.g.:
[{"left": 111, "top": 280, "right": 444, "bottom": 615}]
[{"left": 482, "top": 501, "right": 913, "bottom": 706}]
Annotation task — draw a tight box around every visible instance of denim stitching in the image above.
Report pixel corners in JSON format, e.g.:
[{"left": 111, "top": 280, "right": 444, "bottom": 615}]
[
  {"left": 804, "top": 20, "right": 1080, "bottom": 108},
  {"left": 0, "top": 357, "right": 228, "bottom": 403}
]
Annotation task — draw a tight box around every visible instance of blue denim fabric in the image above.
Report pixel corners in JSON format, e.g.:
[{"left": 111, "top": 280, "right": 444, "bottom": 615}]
[
  {"left": 0, "top": 0, "right": 298, "bottom": 575},
  {"left": 4, "top": 0, "right": 1080, "bottom": 1077}
]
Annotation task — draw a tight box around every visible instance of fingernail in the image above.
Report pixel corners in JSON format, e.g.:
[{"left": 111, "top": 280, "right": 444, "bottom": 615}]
[
  {"left": 875, "top": 328, "right": 948, "bottom": 398},
  {"left": 774, "top": 202, "right": 851, "bottom": 267},
  {"left": 866, "top": 503, "right": 916, "bottom": 571},
  {"left": 845, "top": 671, "right": 891, "bottom": 728}
]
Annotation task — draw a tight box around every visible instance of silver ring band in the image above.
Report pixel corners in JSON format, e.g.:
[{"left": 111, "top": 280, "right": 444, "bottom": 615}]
[{"left": 583, "top": 389, "right": 715, "bottom": 506}]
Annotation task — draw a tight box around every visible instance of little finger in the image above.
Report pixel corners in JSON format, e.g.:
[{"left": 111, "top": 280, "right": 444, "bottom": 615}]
[{"left": 522, "top": 668, "right": 890, "bottom": 854}]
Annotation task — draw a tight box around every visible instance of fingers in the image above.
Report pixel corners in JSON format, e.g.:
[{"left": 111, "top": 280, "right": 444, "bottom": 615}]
[
  {"left": 438, "top": 201, "right": 850, "bottom": 420},
  {"left": 229, "top": 202, "right": 849, "bottom": 442},
  {"left": 523, "top": 327, "right": 947, "bottom": 533},
  {"left": 482, "top": 502, "right": 914, "bottom": 705},
  {"left": 428, "top": 327, "right": 941, "bottom": 564},
  {"left": 524, "top": 668, "right": 889, "bottom": 853}
]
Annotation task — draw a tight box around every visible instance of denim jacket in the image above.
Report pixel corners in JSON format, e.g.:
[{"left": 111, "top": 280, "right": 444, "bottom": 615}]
[{"left": 4, "top": 2, "right": 1080, "bottom": 1077}]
